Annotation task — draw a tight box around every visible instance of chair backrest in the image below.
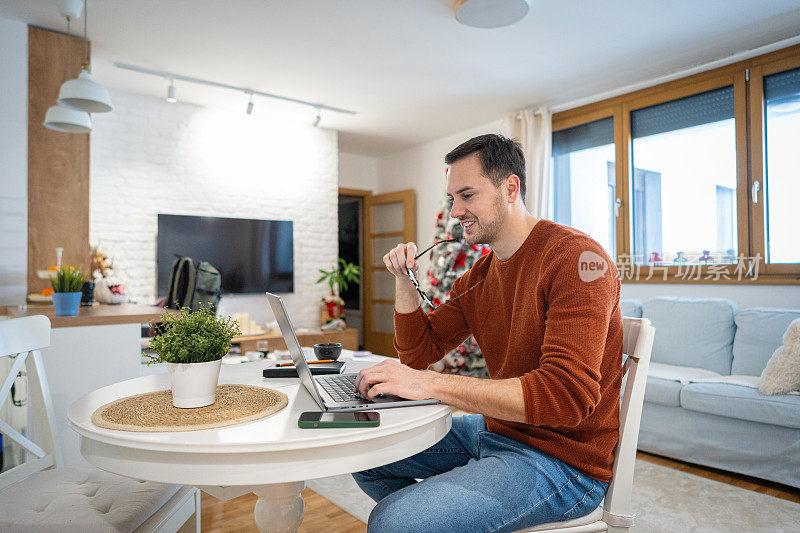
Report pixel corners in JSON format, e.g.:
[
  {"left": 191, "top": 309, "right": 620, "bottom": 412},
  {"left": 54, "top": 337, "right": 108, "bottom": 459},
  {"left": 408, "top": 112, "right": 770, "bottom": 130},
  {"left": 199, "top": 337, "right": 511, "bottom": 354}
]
[
  {"left": 602, "top": 317, "right": 655, "bottom": 528},
  {"left": 0, "top": 315, "right": 62, "bottom": 489}
]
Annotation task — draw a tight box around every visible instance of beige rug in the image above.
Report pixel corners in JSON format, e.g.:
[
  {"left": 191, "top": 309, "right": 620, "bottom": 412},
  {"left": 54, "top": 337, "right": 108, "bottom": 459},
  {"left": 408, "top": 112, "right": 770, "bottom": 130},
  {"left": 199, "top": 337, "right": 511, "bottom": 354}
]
[{"left": 307, "top": 459, "right": 800, "bottom": 532}]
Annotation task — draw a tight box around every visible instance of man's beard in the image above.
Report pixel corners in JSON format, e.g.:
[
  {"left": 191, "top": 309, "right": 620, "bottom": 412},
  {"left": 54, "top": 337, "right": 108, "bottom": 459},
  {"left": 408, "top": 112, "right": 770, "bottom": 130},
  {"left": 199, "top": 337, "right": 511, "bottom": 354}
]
[{"left": 462, "top": 193, "right": 506, "bottom": 245}]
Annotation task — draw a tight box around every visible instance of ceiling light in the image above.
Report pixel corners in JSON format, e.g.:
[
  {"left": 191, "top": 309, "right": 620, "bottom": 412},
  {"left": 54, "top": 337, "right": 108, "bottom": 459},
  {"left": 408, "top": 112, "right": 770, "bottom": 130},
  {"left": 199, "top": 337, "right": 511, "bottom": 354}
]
[
  {"left": 57, "top": 0, "right": 113, "bottom": 113},
  {"left": 312, "top": 108, "right": 322, "bottom": 127},
  {"left": 454, "top": 0, "right": 530, "bottom": 29},
  {"left": 58, "top": 0, "right": 82, "bottom": 19},
  {"left": 166, "top": 80, "right": 177, "bottom": 103},
  {"left": 59, "top": 68, "right": 113, "bottom": 112},
  {"left": 246, "top": 92, "right": 254, "bottom": 115},
  {"left": 44, "top": 104, "right": 92, "bottom": 133},
  {"left": 114, "top": 62, "right": 357, "bottom": 117},
  {"left": 44, "top": 11, "right": 92, "bottom": 133}
]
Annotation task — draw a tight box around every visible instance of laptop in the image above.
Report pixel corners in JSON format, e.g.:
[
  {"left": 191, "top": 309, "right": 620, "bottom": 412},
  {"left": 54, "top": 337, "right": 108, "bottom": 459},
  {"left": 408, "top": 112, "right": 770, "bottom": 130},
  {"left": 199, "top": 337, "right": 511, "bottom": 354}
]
[{"left": 266, "top": 292, "right": 441, "bottom": 412}]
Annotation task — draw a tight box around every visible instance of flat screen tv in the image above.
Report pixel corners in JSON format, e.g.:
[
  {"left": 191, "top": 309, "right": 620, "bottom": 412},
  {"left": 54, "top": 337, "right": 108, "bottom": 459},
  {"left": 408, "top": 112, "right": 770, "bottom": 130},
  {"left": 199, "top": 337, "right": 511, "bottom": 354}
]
[{"left": 157, "top": 214, "right": 293, "bottom": 296}]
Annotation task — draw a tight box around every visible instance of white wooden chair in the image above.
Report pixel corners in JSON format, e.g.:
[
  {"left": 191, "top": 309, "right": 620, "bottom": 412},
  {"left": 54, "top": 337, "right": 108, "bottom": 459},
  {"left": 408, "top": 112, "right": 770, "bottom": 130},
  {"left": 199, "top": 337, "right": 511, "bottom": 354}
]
[
  {"left": 0, "top": 315, "right": 201, "bottom": 532},
  {"left": 518, "top": 317, "right": 655, "bottom": 533}
]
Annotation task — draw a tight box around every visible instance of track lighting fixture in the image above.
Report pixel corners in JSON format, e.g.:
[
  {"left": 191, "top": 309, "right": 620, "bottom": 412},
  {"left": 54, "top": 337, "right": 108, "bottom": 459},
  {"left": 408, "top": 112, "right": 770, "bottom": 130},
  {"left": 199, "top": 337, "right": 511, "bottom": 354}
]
[
  {"left": 166, "top": 80, "right": 177, "bottom": 103},
  {"left": 312, "top": 108, "right": 322, "bottom": 127},
  {"left": 115, "top": 62, "right": 357, "bottom": 118}
]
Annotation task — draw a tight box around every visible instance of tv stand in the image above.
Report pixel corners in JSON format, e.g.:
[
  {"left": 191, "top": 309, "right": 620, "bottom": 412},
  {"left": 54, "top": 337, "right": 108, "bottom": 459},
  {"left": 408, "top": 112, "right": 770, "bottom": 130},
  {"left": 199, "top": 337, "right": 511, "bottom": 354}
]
[{"left": 233, "top": 328, "right": 358, "bottom": 353}]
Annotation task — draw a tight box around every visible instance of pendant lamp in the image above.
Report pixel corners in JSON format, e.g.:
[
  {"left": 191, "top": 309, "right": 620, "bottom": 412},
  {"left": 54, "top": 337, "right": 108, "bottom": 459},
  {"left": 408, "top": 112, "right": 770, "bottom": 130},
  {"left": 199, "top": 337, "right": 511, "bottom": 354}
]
[
  {"left": 43, "top": 105, "right": 93, "bottom": 133},
  {"left": 44, "top": 10, "right": 92, "bottom": 133},
  {"left": 57, "top": 0, "right": 113, "bottom": 113}
]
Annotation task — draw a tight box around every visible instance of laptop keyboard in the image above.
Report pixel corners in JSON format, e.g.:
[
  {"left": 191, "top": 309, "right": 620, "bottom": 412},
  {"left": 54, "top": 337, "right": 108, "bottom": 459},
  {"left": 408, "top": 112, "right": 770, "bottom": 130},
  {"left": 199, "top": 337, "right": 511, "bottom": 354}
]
[{"left": 317, "top": 374, "right": 369, "bottom": 403}]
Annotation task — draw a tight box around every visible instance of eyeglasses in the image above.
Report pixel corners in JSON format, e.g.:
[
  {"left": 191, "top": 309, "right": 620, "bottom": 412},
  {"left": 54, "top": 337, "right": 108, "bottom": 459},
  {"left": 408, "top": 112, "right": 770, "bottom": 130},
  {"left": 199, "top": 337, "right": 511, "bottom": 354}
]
[{"left": 407, "top": 239, "right": 484, "bottom": 311}]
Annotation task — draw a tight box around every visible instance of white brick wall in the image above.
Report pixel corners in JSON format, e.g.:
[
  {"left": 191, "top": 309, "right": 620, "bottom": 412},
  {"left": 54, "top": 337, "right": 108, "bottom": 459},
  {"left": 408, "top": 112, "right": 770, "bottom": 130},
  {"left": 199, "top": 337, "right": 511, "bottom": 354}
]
[{"left": 90, "top": 90, "right": 339, "bottom": 327}]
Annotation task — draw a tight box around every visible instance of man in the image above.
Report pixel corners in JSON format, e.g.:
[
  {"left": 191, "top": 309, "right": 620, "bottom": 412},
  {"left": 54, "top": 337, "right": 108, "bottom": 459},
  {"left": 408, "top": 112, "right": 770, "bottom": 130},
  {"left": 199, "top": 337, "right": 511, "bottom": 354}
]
[{"left": 353, "top": 134, "right": 623, "bottom": 532}]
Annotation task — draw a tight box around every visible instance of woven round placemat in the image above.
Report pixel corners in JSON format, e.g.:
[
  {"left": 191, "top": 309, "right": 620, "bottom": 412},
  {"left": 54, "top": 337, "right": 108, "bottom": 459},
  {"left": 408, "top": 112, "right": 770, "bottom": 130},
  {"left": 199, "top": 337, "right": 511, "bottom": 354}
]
[{"left": 91, "top": 384, "right": 289, "bottom": 432}]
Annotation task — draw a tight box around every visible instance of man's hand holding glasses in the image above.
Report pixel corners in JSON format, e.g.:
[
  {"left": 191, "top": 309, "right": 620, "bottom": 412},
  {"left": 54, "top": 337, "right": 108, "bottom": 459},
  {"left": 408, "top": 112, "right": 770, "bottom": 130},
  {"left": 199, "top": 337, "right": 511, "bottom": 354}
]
[
  {"left": 383, "top": 242, "right": 422, "bottom": 279},
  {"left": 383, "top": 241, "right": 424, "bottom": 314},
  {"left": 383, "top": 239, "right": 482, "bottom": 313}
]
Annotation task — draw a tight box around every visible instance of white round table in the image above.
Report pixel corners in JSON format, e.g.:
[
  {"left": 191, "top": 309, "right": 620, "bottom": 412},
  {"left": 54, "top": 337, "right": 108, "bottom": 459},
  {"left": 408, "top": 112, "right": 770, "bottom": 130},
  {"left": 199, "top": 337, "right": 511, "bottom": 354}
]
[{"left": 68, "top": 356, "right": 452, "bottom": 532}]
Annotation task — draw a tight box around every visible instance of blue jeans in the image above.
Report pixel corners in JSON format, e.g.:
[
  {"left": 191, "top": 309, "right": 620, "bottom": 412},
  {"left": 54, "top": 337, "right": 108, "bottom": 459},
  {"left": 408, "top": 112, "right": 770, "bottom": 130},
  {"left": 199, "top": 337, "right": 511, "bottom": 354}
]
[{"left": 352, "top": 415, "right": 607, "bottom": 533}]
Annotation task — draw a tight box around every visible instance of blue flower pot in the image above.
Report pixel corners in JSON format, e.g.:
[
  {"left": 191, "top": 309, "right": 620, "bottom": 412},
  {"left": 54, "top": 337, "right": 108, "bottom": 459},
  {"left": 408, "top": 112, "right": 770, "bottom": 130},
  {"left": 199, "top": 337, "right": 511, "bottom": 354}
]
[{"left": 52, "top": 292, "right": 82, "bottom": 316}]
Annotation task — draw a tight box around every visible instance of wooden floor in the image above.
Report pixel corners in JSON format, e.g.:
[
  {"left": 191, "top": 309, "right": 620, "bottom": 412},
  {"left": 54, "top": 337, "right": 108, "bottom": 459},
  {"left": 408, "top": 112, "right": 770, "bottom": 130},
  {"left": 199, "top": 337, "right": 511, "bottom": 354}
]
[
  {"left": 201, "top": 487, "right": 366, "bottom": 533},
  {"left": 200, "top": 451, "right": 800, "bottom": 532}
]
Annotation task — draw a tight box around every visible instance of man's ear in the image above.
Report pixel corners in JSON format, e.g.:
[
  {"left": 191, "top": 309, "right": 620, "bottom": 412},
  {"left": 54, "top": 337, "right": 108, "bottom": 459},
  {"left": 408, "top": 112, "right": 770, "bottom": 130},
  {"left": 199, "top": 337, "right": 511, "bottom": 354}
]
[{"left": 505, "top": 174, "right": 521, "bottom": 204}]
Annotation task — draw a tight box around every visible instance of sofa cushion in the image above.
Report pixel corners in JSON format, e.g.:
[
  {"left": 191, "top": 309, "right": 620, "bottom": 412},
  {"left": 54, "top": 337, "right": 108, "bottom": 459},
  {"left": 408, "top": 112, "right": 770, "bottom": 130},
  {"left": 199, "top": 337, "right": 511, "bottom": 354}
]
[
  {"left": 642, "top": 297, "right": 737, "bottom": 375},
  {"left": 644, "top": 377, "right": 682, "bottom": 407},
  {"left": 732, "top": 308, "right": 800, "bottom": 376},
  {"left": 620, "top": 298, "right": 643, "bottom": 318},
  {"left": 680, "top": 382, "right": 800, "bottom": 430}
]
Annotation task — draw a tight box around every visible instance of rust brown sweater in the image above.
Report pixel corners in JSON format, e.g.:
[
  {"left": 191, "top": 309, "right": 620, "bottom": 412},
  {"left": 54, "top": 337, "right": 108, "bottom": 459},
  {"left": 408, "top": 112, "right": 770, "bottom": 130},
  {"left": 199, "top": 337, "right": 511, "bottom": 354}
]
[{"left": 394, "top": 219, "right": 623, "bottom": 482}]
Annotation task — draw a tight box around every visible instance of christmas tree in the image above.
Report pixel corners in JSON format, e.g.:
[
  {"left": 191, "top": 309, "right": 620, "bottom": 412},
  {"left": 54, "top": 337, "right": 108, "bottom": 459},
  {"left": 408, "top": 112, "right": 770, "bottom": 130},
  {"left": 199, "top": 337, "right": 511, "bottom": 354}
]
[{"left": 424, "top": 195, "right": 490, "bottom": 378}]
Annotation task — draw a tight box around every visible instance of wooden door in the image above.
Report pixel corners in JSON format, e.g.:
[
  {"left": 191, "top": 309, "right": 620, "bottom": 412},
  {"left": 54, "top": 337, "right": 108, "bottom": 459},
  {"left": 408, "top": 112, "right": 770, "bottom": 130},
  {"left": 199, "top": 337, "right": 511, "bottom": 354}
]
[{"left": 363, "top": 190, "right": 415, "bottom": 357}]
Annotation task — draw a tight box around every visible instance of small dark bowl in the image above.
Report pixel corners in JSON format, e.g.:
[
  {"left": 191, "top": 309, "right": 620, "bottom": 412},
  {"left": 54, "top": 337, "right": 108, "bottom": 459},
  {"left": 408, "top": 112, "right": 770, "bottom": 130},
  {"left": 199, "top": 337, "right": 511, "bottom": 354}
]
[{"left": 313, "top": 342, "right": 343, "bottom": 361}]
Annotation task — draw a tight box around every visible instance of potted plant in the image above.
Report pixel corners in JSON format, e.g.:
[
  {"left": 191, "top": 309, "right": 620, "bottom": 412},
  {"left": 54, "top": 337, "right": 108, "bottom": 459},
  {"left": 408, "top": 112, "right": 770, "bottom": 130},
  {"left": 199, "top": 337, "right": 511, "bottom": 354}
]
[
  {"left": 144, "top": 306, "right": 240, "bottom": 408},
  {"left": 316, "top": 258, "right": 360, "bottom": 325},
  {"left": 50, "top": 265, "right": 86, "bottom": 317}
]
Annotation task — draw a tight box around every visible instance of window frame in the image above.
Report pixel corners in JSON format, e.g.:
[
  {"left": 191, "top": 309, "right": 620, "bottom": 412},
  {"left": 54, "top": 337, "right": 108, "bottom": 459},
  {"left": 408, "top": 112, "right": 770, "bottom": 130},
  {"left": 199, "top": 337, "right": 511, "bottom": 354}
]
[
  {"left": 551, "top": 44, "right": 800, "bottom": 285},
  {"left": 551, "top": 105, "right": 626, "bottom": 260},
  {"left": 747, "top": 53, "right": 800, "bottom": 277}
]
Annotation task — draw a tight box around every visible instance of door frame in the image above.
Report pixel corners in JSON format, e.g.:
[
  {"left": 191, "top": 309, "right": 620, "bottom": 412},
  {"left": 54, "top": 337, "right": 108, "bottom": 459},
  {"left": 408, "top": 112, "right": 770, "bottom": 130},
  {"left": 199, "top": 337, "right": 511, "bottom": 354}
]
[{"left": 338, "top": 188, "right": 371, "bottom": 325}]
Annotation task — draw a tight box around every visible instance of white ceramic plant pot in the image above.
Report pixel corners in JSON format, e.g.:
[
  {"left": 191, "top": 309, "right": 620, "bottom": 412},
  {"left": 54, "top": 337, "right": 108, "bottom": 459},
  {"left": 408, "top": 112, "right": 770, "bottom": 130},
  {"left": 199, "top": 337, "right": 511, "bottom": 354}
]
[{"left": 167, "top": 359, "right": 222, "bottom": 408}]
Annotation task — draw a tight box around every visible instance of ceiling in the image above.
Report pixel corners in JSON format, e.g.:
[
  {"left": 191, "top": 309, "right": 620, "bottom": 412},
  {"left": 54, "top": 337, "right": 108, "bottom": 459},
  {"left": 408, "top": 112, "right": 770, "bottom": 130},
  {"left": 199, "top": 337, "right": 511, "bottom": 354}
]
[{"left": 3, "top": 0, "right": 800, "bottom": 155}]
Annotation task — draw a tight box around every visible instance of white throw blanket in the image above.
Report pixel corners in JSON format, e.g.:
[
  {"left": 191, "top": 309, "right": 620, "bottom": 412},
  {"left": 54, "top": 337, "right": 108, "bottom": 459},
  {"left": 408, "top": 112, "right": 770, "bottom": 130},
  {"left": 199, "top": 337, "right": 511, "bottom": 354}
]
[{"left": 647, "top": 362, "right": 800, "bottom": 396}]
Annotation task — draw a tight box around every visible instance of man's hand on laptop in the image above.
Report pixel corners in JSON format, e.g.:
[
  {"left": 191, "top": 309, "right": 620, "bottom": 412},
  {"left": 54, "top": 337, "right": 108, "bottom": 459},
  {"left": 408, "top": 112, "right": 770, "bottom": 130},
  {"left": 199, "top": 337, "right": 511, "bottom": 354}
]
[{"left": 355, "top": 359, "right": 439, "bottom": 401}]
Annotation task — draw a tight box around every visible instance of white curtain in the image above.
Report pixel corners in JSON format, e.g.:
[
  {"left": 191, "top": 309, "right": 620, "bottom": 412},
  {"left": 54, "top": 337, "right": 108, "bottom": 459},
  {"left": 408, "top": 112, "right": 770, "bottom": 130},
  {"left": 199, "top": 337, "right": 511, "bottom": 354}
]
[{"left": 503, "top": 106, "right": 552, "bottom": 219}]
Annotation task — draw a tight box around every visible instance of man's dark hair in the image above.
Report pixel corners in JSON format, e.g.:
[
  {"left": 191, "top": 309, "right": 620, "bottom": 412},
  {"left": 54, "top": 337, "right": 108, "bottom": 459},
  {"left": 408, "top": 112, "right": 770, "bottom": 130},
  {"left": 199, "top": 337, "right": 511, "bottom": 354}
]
[{"left": 444, "top": 134, "right": 526, "bottom": 202}]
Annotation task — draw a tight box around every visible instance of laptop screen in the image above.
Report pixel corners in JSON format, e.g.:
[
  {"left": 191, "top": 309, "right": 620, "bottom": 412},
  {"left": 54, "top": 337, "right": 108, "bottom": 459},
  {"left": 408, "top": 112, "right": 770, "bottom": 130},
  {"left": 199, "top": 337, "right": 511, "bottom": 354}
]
[{"left": 266, "top": 292, "right": 326, "bottom": 410}]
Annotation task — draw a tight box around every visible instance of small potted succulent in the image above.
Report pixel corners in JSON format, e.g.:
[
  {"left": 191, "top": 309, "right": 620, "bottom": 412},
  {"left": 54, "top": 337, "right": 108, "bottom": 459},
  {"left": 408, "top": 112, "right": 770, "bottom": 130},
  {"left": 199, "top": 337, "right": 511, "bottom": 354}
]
[
  {"left": 144, "top": 306, "right": 240, "bottom": 408},
  {"left": 50, "top": 265, "right": 86, "bottom": 317}
]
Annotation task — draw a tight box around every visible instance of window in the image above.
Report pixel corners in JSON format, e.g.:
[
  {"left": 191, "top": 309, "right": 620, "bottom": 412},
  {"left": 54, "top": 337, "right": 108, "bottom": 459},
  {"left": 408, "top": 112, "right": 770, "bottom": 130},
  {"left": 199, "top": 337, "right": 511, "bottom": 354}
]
[
  {"left": 551, "top": 117, "right": 616, "bottom": 256},
  {"left": 630, "top": 87, "right": 738, "bottom": 266},
  {"left": 763, "top": 66, "right": 800, "bottom": 264},
  {"left": 552, "top": 44, "right": 800, "bottom": 283}
]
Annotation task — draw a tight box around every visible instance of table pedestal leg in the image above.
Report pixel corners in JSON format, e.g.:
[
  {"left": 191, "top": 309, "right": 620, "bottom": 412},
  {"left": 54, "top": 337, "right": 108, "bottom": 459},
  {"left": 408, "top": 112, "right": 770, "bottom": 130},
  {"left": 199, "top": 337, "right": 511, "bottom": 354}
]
[{"left": 252, "top": 481, "right": 306, "bottom": 533}]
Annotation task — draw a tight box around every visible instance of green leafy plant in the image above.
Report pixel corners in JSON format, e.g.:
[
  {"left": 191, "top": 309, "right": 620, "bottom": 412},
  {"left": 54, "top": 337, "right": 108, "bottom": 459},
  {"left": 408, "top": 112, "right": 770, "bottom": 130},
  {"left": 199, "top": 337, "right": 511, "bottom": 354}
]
[
  {"left": 316, "top": 258, "right": 360, "bottom": 295},
  {"left": 144, "top": 305, "right": 240, "bottom": 365},
  {"left": 49, "top": 265, "right": 86, "bottom": 293}
]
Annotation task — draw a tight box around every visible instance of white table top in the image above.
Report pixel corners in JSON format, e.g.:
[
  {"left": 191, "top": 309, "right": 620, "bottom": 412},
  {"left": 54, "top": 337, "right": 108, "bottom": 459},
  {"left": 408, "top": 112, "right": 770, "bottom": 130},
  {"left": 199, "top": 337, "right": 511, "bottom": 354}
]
[{"left": 68, "top": 354, "right": 452, "bottom": 486}]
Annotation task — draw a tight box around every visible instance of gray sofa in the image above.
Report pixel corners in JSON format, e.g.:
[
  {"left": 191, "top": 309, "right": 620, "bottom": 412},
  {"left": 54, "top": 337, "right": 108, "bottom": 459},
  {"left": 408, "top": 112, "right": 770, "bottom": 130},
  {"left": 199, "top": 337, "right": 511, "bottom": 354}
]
[{"left": 621, "top": 296, "right": 800, "bottom": 489}]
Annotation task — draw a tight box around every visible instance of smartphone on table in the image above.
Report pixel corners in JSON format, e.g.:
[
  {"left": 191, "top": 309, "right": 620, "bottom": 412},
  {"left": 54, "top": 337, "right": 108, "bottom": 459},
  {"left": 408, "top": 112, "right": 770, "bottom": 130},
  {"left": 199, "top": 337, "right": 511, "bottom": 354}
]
[{"left": 297, "top": 411, "right": 380, "bottom": 428}]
